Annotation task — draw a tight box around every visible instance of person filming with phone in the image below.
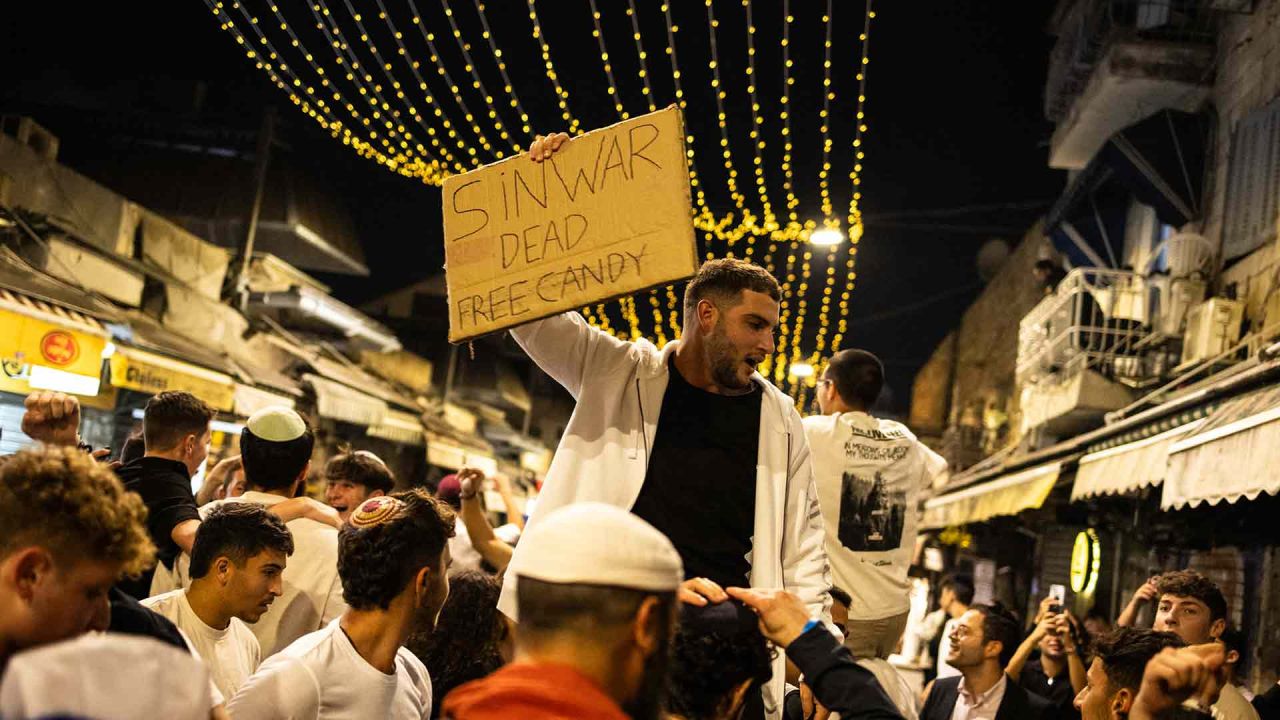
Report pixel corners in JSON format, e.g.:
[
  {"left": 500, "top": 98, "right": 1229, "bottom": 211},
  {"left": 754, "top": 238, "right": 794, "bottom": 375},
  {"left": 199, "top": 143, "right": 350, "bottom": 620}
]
[{"left": 1006, "top": 587, "right": 1088, "bottom": 719}]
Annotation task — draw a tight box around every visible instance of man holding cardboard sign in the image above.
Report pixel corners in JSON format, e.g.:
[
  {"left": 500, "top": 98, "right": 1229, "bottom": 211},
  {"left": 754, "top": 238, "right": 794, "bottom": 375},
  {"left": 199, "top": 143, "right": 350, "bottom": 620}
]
[{"left": 487, "top": 125, "right": 835, "bottom": 719}]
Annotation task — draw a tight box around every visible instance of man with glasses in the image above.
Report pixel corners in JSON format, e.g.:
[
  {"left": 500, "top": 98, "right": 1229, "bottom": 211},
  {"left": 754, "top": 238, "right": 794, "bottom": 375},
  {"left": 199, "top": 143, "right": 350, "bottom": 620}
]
[{"left": 803, "top": 350, "right": 947, "bottom": 661}]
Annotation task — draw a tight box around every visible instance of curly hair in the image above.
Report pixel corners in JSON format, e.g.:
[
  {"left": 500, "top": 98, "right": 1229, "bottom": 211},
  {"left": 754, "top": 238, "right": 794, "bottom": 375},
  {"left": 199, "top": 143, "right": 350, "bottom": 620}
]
[
  {"left": 338, "top": 489, "right": 455, "bottom": 610},
  {"left": 667, "top": 603, "right": 774, "bottom": 720},
  {"left": 324, "top": 449, "right": 395, "bottom": 494},
  {"left": 1154, "top": 570, "right": 1228, "bottom": 621},
  {"left": 0, "top": 445, "right": 154, "bottom": 577},
  {"left": 1092, "top": 627, "right": 1185, "bottom": 693},
  {"left": 190, "top": 503, "right": 295, "bottom": 579},
  {"left": 406, "top": 571, "right": 506, "bottom": 714}
]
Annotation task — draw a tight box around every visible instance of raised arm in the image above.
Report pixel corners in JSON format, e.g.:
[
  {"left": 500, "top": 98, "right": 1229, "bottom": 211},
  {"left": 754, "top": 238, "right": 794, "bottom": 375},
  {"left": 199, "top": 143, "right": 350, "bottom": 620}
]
[
  {"left": 458, "top": 468, "right": 514, "bottom": 572},
  {"left": 1117, "top": 577, "right": 1159, "bottom": 628},
  {"left": 728, "top": 588, "right": 904, "bottom": 719}
]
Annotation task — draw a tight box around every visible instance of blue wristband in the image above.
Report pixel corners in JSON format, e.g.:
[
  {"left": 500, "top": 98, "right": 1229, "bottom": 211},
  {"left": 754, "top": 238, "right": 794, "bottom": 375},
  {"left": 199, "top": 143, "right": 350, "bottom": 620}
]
[{"left": 801, "top": 619, "right": 820, "bottom": 636}]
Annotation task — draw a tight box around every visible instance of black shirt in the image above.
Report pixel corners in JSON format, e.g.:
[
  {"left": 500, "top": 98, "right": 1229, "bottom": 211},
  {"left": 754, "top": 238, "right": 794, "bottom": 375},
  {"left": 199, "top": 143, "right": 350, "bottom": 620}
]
[
  {"left": 115, "top": 457, "right": 199, "bottom": 598},
  {"left": 1022, "top": 658, "right": 1081, "bottom": 719},
  {"left": 630, "top": 357, "right": 762, "bottom": 589}
]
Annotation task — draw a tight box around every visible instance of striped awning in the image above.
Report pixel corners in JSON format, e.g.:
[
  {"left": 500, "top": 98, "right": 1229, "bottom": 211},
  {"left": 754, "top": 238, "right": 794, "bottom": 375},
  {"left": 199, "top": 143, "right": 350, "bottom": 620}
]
[
  {"left": 367, "top": 408, "right": 425, "bottom": 446},
  {"left": 922, "top": 462, "right": 1061, "bottom": 530},
  {"left": 1163, "top": 384, "right": 1280, "bottom": 509},
  {"left": 302, "top": 374, "right": 387, "bottom": 427},
  {"left": 1071, "top": 421, "right": 1201, "bottom": 500}
]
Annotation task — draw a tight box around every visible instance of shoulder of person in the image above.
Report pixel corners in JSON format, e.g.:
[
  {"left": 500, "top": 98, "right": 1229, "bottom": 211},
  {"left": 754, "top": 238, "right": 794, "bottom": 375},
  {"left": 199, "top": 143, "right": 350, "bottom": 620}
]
[
  {"left": 396, "top": 647, "right": 431, "bottom": 684},
  {"left": 138, "top": 589, "right": 181, "bottom": 611}
]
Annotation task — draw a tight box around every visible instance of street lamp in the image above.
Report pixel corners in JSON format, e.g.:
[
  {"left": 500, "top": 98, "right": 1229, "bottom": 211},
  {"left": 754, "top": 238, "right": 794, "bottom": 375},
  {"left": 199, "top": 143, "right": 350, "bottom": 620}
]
[
  {"left": 809, "top": 228, "right": 844, "bottom": 246},
  {"left": 789, "top": 362, "right": 815, "bottom": 378}
]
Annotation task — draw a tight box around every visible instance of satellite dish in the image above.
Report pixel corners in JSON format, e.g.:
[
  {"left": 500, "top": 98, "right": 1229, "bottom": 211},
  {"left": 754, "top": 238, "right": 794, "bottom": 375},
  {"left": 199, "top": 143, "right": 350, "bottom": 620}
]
[{"left": 976, "top": 238, "right": 1012, "bottom": 282}]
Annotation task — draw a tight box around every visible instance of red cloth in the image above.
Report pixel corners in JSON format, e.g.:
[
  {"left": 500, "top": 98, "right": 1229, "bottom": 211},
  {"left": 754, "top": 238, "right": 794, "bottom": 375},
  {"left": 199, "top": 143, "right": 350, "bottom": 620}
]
[{"left": 441, "top": 661, "right": 629, "bottom": 720}]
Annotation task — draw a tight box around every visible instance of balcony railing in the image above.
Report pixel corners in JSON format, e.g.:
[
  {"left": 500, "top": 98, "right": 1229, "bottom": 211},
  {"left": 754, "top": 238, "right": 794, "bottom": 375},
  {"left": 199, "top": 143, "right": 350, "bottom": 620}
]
[
  {"left": 1017, "top": 268, "right": 1161, "bottom": 385},
  {"left": 1046, "top": 0, "right": 1217, "bottom": 122}
]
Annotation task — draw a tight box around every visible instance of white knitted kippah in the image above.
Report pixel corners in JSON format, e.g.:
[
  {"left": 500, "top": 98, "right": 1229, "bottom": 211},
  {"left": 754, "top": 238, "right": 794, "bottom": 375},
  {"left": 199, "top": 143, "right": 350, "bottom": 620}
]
[{"left": 513, "top": 502, "right": 683, "bottom": 592}]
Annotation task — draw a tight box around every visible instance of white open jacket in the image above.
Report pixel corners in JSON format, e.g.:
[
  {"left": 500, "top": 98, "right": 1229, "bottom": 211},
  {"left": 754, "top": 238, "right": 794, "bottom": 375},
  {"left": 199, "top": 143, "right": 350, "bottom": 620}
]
[{"left": 500, "top": 312, "right": 834, "bottom": 717}]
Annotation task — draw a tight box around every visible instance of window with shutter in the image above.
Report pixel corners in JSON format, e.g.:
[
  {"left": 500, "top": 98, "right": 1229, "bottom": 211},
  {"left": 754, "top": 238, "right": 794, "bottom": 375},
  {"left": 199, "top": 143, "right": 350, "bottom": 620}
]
[{"left": 1223, "top": 97, "right": 1280, "bottom": 260}]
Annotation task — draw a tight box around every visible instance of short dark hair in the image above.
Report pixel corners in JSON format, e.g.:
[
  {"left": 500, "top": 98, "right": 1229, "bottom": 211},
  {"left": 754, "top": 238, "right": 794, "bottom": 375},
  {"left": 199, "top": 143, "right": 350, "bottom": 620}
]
[
  {"left": 1220, "top": 626, "right": 1247, "bottom": 675},
  {"left": 517, "top": 575, "right": 675, "bottom": 640},
  {"left": 143, "top": 392, "right": 215, "bottom": 452},
  {"left": 324, "top": 450, "right": 395, "bottom": 494},
  {"left": 119, "top": 428, "right": 146, "bottom": 465},
  {"left": 240, "top": 422, "right": 315, "bottom": 491},
  {"left": 338, "top": 489, "right": 455, "bottom": 610},
  {"left": 189, "top": 503, "right": 295, "bottom": 579},
  {"left": 971, "top": 602, "right": 1021, "bottom": 666},
  {"left": 407, "top": 571, "right": 506, "bottom": 712},
  {"left": 825, "top": 349, "right": 884, "bottom": 408},
  {"left": 683, "top": 258, "right": 781, "bottom": 319},
  {"left": 1155, "top": 570, "right": 1228, "bottom": 621},
  {"left": 668, "top": 604, "right": 773, "bottom": 720},
  {"left": 829, "top": 586, "right": 852, "bottom": 610},
  {"left": 943, "top": 574, "right": 975, "bottom": 606},
  {"left": 1092, "top": 627, "right": 1185, "bottom": 694}
]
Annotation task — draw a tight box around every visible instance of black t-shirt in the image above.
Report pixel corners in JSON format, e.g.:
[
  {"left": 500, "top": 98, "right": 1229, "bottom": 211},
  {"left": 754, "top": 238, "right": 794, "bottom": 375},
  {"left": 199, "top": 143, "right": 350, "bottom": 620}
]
[
  {"left": 1022, "top": 658, "right": 1081, "bottom": 720},
  {"left": 115, "top": 456, "right": 199, "bottom": 598},
  {"left": 630, "top": 357, "right": 762, "bottom": 589}
]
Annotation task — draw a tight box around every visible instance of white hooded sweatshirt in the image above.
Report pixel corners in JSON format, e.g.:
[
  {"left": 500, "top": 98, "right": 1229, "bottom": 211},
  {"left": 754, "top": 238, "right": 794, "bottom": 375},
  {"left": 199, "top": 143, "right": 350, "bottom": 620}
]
[{"left": 500, "top": 312, "right": 834, "bottom": 718}]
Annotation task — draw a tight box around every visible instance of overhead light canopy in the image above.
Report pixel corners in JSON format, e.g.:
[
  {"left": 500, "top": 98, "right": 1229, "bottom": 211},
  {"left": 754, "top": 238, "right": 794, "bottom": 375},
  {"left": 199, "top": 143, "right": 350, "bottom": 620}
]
[{"left": 809, "top": 228, "right": 844, "bottom": 246}]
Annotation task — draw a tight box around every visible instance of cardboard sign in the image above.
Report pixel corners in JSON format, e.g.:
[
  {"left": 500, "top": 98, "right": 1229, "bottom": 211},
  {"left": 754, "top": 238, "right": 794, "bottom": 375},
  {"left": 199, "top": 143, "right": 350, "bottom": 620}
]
[{"left": 442, "top": 106, "right": 698, "bottom": 342}]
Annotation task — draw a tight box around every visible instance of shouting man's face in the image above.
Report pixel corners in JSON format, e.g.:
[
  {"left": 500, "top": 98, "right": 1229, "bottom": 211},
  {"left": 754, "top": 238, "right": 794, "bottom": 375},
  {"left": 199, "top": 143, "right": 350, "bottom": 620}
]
[{"left": 701, "top": 290, "right": 778, "bottom": 391}]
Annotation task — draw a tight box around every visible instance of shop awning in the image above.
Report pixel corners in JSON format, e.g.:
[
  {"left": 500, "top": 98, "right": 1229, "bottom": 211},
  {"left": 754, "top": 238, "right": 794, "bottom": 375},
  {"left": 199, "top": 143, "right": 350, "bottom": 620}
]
[
  {"left": 367, "top": 408, "right": 425, "bottom": 446},
  {"left": 302, "top": 373, "right": 387, "bottom": 427},
  {"left": 1071, "top": 421, "right": 1201, "bottom": 500},
  {"left": 108, "top": 346, "right": 236, "bottom": 411},
  {"left": 426, "top": 431, "right": 497, "bottom": 475},
  {"left": 233, "top": 383, "right": 297, "bottom": 417},
  {"left": 1163, "top": 385, "right": 1280, "bottom": 509},
  {"left": 0, "top": 287, "right": 108, "bottom": 382},
  {"left": 310, "top": 356, "right": 419, "bottom": 411},
  {"left": 921, "top": 462, "right": 1062, "bottom": 530}
]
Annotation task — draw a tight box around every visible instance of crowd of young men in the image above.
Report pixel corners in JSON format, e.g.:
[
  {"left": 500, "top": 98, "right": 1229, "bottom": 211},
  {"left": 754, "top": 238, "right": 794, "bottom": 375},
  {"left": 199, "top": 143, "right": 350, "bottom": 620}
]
[{"left": 0, "top": 131, "right": 1272, "bottom": 719}]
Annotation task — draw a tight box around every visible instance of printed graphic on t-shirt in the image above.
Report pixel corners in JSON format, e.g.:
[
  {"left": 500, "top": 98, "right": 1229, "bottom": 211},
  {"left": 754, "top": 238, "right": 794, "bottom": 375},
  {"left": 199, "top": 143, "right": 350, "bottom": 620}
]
[{"left": 838, "top": 468, "right": 907, "bottom": 552}]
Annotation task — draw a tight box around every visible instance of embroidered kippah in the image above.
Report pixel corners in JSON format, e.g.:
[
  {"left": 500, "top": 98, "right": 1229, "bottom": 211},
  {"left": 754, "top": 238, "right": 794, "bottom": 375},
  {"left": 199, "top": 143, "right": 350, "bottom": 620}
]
[{"left": 350, "top": 496, "right": 404, "bottom": 527}]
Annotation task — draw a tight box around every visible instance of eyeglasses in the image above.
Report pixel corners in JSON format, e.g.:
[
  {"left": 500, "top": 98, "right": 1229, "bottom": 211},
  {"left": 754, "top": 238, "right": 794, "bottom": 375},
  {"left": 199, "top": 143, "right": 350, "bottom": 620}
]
[{"left": 817, "top": 379, "right": 834, "bottom": 387}]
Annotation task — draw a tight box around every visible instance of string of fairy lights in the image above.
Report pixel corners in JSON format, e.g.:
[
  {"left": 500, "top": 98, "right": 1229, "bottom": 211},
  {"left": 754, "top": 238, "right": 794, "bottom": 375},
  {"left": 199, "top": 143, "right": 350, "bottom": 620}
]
[{"left": 202, "top": 0, "right": 876, "bottom": 406}]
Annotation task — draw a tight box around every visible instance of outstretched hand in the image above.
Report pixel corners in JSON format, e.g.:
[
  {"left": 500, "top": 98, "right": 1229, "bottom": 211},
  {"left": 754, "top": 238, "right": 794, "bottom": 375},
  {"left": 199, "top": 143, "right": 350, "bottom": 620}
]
[
  {"left": 678, "top": 577, "right": 728, "bottom": 607},
  {"left": 726, "top": 586, "right": 814, "bottom": 648},
  {"left": 1130, "top": 644, "right": 1227, "bottom": 719}
]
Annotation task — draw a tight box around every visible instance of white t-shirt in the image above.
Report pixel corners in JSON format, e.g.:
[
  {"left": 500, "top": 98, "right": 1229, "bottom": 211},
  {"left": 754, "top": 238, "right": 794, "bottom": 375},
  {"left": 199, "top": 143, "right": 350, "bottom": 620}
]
[
  {"left": 0, "top": 633, "right": 213, "bottom": 720},
  {"left": 227, "top": 619, "right": 432, "bottom": 719},
  {"left": 142, "top": 589, "right": 261, "bottom": 699},
  {"left": 185, "top": 491, "right": 348, "bottom": 656},
  {"left": 803, "top": 412, "right": 947, "bottom": 620},
  {"left": 448, "top": 521, "right": 484, "bottom": 574}
]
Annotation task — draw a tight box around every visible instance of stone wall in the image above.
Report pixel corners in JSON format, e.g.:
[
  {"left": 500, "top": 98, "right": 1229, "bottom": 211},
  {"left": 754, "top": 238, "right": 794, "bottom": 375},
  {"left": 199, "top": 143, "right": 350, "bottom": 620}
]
[{"left": 909, "top": 223, "right": 1049, "bottom": 469}]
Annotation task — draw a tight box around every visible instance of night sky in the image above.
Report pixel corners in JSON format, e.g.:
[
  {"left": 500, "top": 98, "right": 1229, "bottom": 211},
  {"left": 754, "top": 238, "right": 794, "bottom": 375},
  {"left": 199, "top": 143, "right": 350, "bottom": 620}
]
[{"left": 1, "top": 1, "right": 1061, "bottom": 415}]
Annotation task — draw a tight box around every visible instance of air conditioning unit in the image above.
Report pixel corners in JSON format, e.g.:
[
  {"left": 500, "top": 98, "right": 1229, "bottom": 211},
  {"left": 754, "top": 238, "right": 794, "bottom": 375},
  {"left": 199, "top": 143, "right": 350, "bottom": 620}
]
[{"left": 1180, "top": 298, "right": 1244, "bottom": 367}]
